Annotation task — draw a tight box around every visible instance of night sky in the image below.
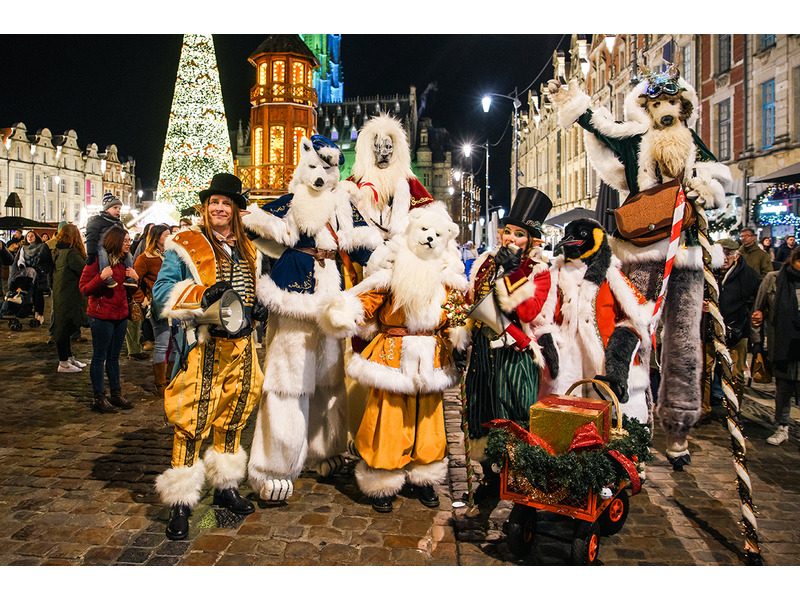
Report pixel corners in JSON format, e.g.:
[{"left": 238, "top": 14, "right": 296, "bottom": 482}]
[{"left": 0, "top": 32, "right": 571, "bottom": 212}]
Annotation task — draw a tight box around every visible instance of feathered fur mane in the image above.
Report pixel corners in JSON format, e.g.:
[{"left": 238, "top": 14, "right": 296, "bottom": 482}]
[{"left": 352, "top": 114, "right": 415, "bottom": 206}]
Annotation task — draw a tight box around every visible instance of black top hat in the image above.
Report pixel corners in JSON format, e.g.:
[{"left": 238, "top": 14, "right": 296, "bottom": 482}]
[
  {"left": 198, "top": 173, "right": 248, "bottom": 210},
  {"left": 502, "top": 187, "right": 552, "bottom": 239}
]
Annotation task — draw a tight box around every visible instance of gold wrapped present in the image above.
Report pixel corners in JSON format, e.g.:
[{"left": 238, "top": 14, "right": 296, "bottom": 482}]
[{"left": 529, "top": 394, "right": 611, "bottom": 455}]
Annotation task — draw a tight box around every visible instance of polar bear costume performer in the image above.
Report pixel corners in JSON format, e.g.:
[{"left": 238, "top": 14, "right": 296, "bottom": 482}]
[
  {"left": 322, "top": 204, "right": 469, "bottom": 512},
  {"left": 548, "top": 69, "right": 730, "bottom": 468},
  {"left": 242, "top": 136, "right": 382, "bottom": 502}
]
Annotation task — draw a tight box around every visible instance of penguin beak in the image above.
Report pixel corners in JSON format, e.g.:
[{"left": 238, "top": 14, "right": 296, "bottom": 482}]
[{"left": 553, "top": 236, "right": 583, "bottom": 252}]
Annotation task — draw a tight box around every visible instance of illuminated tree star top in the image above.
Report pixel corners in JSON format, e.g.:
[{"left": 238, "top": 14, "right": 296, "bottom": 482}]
[{"left": 156, "top": 33, "right": 234, "bottom": 212}]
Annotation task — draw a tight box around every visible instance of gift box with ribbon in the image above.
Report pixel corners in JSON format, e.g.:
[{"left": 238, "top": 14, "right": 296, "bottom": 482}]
[{"left": 529, "top": 395, "right": 611, "bottom": 455}]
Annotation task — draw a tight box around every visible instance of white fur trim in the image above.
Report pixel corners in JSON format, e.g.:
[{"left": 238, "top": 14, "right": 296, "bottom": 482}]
[
  {"left": 551, "top": 80, "right": 592, "bottom": 129},
  {"left": 161, "top": 279, "right": 205, "bottom": 321},
  {"left": 449, "top": 325, "right": 471, "bottom": 351},
  {"left": 155, "top": 461, "right": 206, "bottom": 508},
  {"left": 203, "top": 448, "right": 247, "bottom": 490},
  {"left": 584, "top": 129, "right": 630, "bottom": 193},
  {"left": 495, "top": 260, "right": 548, "bottom": 314},
  {"left": 248, "top": 390, "right": 309, "bottom": 483},
  {"left": 346, "top": 343, "right": 458, "bottom": 395},
  {"left": 589, "top": 105, "right": 649, "bottom": 139},
  {"left": 405, "top": 458, "right": 448, "bottom": 487},
  {"left": 256, "top": 273, "right": 322, "bottom": 321},
  {"left": 609, "top": 236, "right": 706, "bottom": 270},
  {"left": 319, "top": 292, "right": 365, "bottom": 338},
  {"left": 354, "top": 460, "right": 406, "bottom": 498},
  {"left": 242, "top": 202, "right": 295, "bottom": 246}
]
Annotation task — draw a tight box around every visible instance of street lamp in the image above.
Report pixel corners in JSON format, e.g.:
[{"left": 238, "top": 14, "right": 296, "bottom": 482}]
[
  {"left": 462, "top": 141, "right": 493, "bottom": 250},
  {"left": 482, "top": 87, "right": 522, "bottom": 199}
]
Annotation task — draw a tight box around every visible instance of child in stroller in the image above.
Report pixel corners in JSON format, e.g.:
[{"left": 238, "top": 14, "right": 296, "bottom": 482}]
[{"left": 1, "top": 267, "right": 40, "bottom": 329}]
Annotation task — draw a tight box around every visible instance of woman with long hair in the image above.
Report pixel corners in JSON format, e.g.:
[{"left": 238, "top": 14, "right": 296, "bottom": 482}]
[
  {"left": 79, "top": 226, "right": 139, "bottom": 413},
  {"left": 52, "top": 224, "right": 88, "bottom": 373},
  {"left": 133, "top": 223, "right": 176, "bottom": 397},
  {"left": 462, "top": 188, "right": 554, "bottom": 501}
]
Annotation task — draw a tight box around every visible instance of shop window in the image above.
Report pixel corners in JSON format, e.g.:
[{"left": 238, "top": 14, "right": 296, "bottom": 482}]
[{"left": 258, "top": 62, "right": 267, "bottom": 86}]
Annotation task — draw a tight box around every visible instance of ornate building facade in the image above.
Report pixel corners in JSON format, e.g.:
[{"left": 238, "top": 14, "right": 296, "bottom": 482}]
[
  {"left": 517, "top": 34, "right": 800, "bottom": 237},
  {"left": 1, "top": 123, "right": 137, "bottom": 226}
]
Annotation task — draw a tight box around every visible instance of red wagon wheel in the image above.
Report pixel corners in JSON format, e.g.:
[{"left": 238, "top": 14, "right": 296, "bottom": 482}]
[
  {"left": 598, "top": 489, "right": 629, "bottom": 536},
  {"left": 571, "top": 520, "right": 601, "bottom": 565}
]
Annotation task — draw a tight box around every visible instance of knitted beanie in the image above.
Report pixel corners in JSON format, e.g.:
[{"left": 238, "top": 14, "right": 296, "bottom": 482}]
[{"left": 103, "top": 192, "right": 122, "bottom": 210}]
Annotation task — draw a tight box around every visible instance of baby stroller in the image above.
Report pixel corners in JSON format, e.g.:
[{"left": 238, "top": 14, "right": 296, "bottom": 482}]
[{"left": 1, "top": 267, "right": 40, "bottom": 331}]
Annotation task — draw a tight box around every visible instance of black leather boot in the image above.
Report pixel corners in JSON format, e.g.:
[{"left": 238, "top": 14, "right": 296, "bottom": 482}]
[
  {"left": 92, "top": 390, "right": 118, "bottom": 414},
  {"left": 371, "top": 494, "right": 395, "bottom": 513},
  {"left": 165, "top": 504, "right": 191, "bottom": 540},
  {"left": 213, "top": 488, "right": 255, "bottom": 515},
  {"left": 417, "top": 484, "right": 440, "bottom": 508},
  {"left": 109, "top": 388, "right": 134, "bottom": 410}
]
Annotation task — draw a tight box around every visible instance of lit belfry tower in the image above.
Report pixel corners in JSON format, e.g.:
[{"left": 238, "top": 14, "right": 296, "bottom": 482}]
[{"left": 238, "top": 35, "right": 320, "bottom": 201}]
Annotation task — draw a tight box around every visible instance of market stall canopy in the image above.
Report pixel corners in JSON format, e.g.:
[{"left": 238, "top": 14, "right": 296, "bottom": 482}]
[
  {"left": 751, "top": 162, "right": 800, "bottom": 184},
  {"left": 544, "top": 207, "right": 596, "bottom": 228},
  {"left": 0, "top": 215, "right": 53, "bottom": 230}
]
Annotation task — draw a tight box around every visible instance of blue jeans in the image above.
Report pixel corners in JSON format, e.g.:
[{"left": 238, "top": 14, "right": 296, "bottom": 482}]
[
  {"left": 89, "top": 317, "right": 128, "bottom": 393},
  {"left": 151, "top": 316, "right": 177, "bottom": 364}
]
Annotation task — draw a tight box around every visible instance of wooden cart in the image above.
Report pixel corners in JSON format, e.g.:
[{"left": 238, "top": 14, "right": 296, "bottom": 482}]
[{"left": 499, "top": 379, "right": 637, "bottom": 565}]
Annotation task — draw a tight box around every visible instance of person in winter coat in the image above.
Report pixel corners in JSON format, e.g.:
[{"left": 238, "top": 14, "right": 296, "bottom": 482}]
[
  {"left": 706, "top": 238, "right": 761, "bottom": 408},
  {"left": 84, "top": 193, "right": 137, "bottom": 290},
  {"left": 133, "top": 224, "right": 176, "bottom": 397},
  {"left": 752, "top": 246, "right": 800, "bottom": 445},
  {"left": 775, "top": 235, "right": 797, "bottom": 264},
  {"left": 13, "top": 231, "right": 54, "bottom": 322},
  {"left": 0, "top": 238, "right": 13, "bottom": 296},
  {"left": 79, "top": 226, "right": 138, "bottom": 413},
  {"left": 52, "top": 224, "right": 89, "bottom": 373}
]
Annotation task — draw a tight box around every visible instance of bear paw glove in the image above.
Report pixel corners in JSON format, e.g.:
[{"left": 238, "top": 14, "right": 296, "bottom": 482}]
[{"left": 260, "top": 478, "right": 294, "bottom": 502}]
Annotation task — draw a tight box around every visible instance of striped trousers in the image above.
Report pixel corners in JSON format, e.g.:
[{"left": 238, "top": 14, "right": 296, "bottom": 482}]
[
  {"left": 465, "top": 327, "right": 540, "bottom": 439},
  {"left": 164, "top": 335, "right": 263, "bottom": 468}
]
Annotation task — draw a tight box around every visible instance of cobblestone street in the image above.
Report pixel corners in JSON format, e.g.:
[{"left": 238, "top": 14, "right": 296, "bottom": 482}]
[{"left": 1, "top": 298, "right": 800, "bottom": 576}]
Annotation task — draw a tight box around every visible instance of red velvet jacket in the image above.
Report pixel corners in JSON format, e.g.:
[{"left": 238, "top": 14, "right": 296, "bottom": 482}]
[{"left": 79, "top": 260, "right": 130, "bottom": 320}]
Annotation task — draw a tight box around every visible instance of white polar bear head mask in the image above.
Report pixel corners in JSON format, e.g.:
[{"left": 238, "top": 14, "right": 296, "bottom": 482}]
[{"left": 404, "top": 205, "right": 459, "bottom": 261}]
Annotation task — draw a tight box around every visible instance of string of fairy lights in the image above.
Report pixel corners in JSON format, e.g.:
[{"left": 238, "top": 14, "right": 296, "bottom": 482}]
[{"left": 155, "top": 34, "right": 234, "bottom": 213}]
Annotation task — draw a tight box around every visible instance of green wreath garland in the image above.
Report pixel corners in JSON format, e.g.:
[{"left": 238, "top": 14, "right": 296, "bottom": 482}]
[{"left": 484, "top": 415, "right": 653, "bottom": 502}]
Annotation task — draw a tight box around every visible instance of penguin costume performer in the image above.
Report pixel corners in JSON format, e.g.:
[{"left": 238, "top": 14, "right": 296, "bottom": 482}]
[
  {"left": 536, "top": 219, "right": 653, "bottom": 427},
  {"left": 463, "top": 188, "right": 557, "bottom": 500}
]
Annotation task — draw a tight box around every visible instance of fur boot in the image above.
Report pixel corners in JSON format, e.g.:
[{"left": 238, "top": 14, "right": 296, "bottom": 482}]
[{"left": 155, "top": 460, "right": 206, "bottom": 509}]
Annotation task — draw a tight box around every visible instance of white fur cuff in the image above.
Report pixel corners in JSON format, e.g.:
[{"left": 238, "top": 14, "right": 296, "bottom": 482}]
[
  {"left": 354, "top": 460, "right": 406, "bottom": 498},
  {"left": 553, "top": 81, "right": 592, "bottom": 129},
  {"left": 203, "top": 448, "right": 247, "bottom": 490},
  {"left": 155, "top": 461, "right": 206, "bottom": 508},
  {"left": 405, "top": 458, "right": 448, "bottom": 487},
  {"left": 319, "top": 292, "right": 364, "bottom": 338}
]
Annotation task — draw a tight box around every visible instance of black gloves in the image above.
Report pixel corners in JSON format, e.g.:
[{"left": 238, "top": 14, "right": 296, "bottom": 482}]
[
  {"left": 452, "top": 348, "right": 468, "bottom": 372},
  {"left": 252, "top": 301, "right": 269, "bottom": 323},
  {"left": 538, "top": 333, "right": 559, "bottom": 380},
  {"left": 593, "top": 374, "right": 628, "bottom": 404},
  {"left": 494, "top": 246, "right": 521, "bottom": 273},
  {"left": 201, "top": 281, "right": 233, "bottom": 309}
]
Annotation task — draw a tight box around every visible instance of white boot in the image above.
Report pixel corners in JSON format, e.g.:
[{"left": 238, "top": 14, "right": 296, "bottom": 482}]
[
  {"left": 766, "top": 425, "right": 789, "bottom": 446},
  {"left": 68, "top": 356, "right": 87, "bottom": 369},
  {"left": 58, "top": 360, "right": 82, "bottom": 373}
]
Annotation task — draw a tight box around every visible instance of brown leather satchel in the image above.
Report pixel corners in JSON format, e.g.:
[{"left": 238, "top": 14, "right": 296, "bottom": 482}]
[{"left": 614, "top": 175, "right": 696, "bottom": 247}]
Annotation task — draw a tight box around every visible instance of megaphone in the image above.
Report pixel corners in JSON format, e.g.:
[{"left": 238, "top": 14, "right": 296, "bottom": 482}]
[
  {"left": 467, "top": 292, "right": 510, "bottom": 338},
  {"left": 467, "top": 291, "right": 532, "bottom": 351},
  {"left": 195, "top": 289, "right": 245, "bottom": 335}
]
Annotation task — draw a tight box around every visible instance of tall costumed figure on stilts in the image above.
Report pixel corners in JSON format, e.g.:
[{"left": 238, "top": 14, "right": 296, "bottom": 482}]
[{"left": 548, "top": 65, "right": 760, "bottom": 563}]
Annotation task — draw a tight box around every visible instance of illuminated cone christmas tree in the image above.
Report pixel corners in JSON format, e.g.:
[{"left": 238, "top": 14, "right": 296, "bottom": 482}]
[{"left": 156, "top": 34, "right": 234, "bottom": 213}]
